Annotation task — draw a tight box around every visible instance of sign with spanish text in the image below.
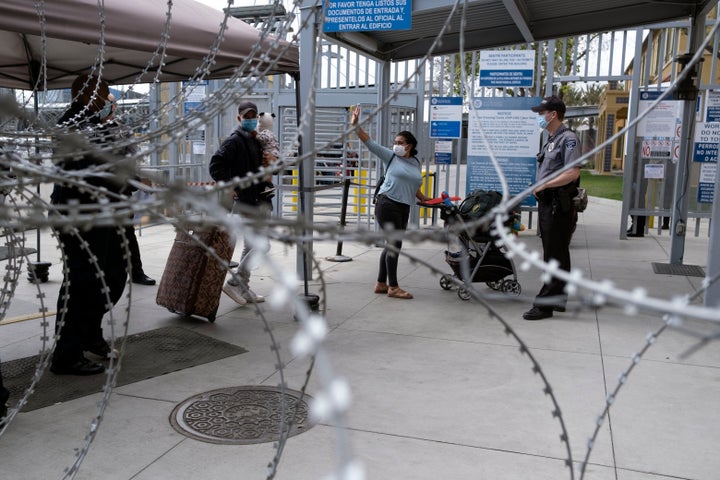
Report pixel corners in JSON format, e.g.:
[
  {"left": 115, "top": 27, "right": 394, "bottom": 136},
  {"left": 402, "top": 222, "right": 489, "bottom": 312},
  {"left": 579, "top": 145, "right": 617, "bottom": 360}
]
[
  {"left": 479, "top": 50, "right": 535, "bottom": 88},
  {"left": 323, "top": 0, "right": 411, "bottom": 32},
  {"left": 694, "top": 122, "right": 720, "bottom": 162},
  {"left": 466, "top": 97, "right": 541, "bottom": 206},
  {"left": 698, "top": 163, "right": 717, "bottom": 203},
  {"left": 429, "top": 97, "right": 462, "bottom": 138},
  {"left": 434, "top": 139, "right": 453, "bottom": 165},
  {"left": 706, "top": 90, "right": 720, "bottom": 121},
  {"left": 693, "top": 121, "right": 719, "bottom": 203}
]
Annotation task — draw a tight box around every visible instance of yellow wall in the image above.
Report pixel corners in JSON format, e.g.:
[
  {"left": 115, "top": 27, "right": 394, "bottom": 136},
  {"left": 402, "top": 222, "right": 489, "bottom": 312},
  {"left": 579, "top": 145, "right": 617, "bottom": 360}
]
[{"left": 594, "top": 87, "right": 629, "bottom": 172}]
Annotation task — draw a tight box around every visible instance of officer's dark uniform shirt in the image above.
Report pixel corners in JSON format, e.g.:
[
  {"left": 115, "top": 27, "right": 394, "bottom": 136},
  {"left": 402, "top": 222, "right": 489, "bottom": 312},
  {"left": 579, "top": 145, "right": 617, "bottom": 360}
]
[{"left": 537, "top": 127, "right": 581, "bottom": 182}]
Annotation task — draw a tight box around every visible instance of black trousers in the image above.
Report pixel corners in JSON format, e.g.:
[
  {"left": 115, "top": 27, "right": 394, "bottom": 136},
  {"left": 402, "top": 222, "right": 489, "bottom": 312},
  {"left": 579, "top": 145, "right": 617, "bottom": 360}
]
[
  {"left": 0, "top": 363, "right": 8, "bottom": 406},
  {"left": 125, "top": 225, "right": 144, "bottom": 275},
  {"left": 534, "top": 199, "right": 574, "bottom": 310},
  {"left": 53, "top": 227, "right": 127, "bottom": 365},
  {"left": 374, "top": 195, "right": 410, "bottom": 287}
]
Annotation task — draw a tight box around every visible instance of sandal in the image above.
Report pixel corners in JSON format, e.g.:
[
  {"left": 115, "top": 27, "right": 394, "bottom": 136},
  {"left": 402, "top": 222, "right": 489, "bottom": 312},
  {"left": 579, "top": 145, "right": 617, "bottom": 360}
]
[
  {"left": 374, "top": 282, "right": 389, "bottom": 294},
  {"left": 387, "top": 286, "right": 413, "bottom": 299}
]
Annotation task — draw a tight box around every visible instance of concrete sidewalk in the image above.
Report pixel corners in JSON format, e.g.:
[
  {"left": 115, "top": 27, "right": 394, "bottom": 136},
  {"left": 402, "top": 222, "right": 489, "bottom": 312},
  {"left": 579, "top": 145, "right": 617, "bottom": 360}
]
[{"left": 0, "top": 196, "right": 718, "bottom": 480}]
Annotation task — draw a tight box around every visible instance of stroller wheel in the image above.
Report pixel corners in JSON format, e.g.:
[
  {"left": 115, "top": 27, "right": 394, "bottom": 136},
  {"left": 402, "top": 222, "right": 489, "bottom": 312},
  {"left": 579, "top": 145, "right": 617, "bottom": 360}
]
[
  {"left": 501, "top": 279, "right": 521, "bottom": 296},
  {"left": 439, "top": 275, "right": 453, "bottom": 290},
  {"left": 457, "top": 286, "right": 471, "bottom": 301},
  {"left": 486, "top": 280, "right": 502, "bottom": 291}
]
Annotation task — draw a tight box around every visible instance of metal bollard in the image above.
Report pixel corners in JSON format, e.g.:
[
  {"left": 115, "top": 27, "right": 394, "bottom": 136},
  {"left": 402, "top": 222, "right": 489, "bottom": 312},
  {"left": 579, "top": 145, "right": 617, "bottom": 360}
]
[{"left": 326, "top": 178, "right": 353, "bottom": 263}]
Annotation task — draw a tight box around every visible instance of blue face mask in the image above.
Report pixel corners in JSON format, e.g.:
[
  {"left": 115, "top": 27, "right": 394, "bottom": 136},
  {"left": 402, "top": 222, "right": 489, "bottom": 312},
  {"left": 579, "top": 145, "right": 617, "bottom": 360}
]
[
  {"left": 537, "top": 114, "right": 549, "bottom": 130},
  {"left": 98, "top": 100, "right": 113, "bottom": 121},
  {"left": 241, "top": 118, "right": 258, "bottom": 132}
]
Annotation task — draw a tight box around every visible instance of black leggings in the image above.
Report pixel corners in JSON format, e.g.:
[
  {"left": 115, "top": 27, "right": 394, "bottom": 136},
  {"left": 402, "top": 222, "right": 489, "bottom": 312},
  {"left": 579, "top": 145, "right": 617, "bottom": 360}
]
[{"left": 374, "top": 195, "right": 410, "bottom": 287}]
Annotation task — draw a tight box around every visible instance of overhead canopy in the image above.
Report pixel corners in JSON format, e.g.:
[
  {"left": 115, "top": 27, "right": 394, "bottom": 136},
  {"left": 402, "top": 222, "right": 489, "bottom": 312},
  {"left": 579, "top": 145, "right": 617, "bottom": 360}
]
[
  {"left": 324, "top": 0, "right": 716, "bottom": 61},
  {"left": 0, "top": 0, "right": 299, "bottom": 90}
]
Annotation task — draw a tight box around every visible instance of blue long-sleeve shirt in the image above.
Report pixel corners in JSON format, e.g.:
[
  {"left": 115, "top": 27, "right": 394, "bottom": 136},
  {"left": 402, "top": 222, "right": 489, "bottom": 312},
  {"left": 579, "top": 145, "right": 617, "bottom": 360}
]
[{"left": 364, "top": 139, "right": 422, "bottom": 206}]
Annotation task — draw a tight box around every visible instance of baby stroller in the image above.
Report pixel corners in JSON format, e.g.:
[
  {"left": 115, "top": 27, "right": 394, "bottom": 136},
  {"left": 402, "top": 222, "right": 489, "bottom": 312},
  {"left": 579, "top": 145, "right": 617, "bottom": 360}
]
[{"left": 437, "top": 189, "right": 521, "bottom": 300}]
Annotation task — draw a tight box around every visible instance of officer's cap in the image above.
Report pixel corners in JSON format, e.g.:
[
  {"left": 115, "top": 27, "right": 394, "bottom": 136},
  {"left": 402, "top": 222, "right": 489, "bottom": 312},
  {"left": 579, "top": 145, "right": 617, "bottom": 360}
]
[{"left": 531, "top": 95, "right": 566, "bottom": 116}]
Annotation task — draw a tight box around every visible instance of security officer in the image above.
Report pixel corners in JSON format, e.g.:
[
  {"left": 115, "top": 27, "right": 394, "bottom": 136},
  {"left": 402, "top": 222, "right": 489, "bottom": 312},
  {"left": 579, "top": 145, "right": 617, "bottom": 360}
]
[{"left": 523, "top": 95, "right": 581, "bottom": 320}]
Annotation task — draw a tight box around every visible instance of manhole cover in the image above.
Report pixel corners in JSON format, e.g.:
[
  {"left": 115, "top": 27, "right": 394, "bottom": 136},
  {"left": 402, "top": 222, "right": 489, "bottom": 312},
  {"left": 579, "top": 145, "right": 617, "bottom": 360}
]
[{"left": 170, "top": 386, "right": 313, "bottom": 445}]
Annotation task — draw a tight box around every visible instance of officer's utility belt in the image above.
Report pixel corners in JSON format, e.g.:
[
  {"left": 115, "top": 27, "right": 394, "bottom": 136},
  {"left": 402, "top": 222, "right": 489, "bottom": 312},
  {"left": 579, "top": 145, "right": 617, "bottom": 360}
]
[{"left": 535, "top": 184, "right": 577, "bottom": 212}]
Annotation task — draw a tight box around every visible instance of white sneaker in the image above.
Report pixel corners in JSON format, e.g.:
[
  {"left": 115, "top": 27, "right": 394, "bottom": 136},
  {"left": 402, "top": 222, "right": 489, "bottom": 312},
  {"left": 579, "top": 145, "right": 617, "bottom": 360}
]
[
  {"left": 242, "top": 289, "right": 265, "bottom": 303},
  {"left": 222, "top": 283, "right": 247, "bottom": 305}
]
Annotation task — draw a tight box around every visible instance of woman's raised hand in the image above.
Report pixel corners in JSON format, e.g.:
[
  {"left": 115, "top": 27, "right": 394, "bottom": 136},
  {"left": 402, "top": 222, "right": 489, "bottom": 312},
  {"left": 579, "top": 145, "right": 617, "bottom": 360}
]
[
  {"left": 350, "top": 105, "right": 360, "bottom": 126},
  {"left": 350, "top": 105, "right": 370, "bottom": 142}
]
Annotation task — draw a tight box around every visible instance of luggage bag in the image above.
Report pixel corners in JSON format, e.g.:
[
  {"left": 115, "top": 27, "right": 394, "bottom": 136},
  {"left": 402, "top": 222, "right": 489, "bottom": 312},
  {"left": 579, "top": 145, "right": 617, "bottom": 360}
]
[{"left": 156, "top": 228, "right": 234, "bottom": 322}]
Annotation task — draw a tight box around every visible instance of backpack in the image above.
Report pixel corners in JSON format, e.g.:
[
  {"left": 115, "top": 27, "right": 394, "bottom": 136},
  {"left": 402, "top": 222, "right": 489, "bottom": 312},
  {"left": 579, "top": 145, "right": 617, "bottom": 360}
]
[{"left": 458, "top": 189, "right": 503, "bottom": 222}]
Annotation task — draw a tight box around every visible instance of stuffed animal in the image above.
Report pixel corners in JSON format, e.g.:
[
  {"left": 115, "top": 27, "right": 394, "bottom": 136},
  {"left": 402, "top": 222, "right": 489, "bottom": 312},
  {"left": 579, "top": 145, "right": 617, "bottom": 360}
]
[{"left": 258, "top": 111, "right": 274, "bottom": 132}]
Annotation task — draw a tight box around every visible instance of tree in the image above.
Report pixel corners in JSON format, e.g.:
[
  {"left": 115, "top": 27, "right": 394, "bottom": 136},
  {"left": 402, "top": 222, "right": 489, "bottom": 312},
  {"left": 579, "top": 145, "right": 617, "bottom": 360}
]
[{"left": 560, "top": 82, "right": 604, "bottom": 106}]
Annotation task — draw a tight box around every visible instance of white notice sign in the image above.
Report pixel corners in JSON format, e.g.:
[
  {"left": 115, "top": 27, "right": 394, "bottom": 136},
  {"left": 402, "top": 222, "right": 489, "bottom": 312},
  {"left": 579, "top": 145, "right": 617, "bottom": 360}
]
[
  {"left": 637, "top": 90, "right": 681, "bottom": 138},
  {"left": 644, "top": 163, "right": 665, "bottom": 179}
]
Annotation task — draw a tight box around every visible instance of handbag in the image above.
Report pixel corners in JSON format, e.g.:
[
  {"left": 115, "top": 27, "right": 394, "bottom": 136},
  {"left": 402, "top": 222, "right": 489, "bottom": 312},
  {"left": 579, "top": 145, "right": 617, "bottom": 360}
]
[
  {"left": 573, "top": 187, "right": 588, "bottom": 212},
  {"left": 373, "top": 154, "right": 395, "bottom": 204}
]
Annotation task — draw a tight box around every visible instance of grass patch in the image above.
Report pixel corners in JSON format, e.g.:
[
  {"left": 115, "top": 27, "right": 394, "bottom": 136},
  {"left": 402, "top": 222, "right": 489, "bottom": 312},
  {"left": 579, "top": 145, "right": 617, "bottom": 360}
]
[{"left": 580, "top": 169, "right": 623, "bottom": 200}]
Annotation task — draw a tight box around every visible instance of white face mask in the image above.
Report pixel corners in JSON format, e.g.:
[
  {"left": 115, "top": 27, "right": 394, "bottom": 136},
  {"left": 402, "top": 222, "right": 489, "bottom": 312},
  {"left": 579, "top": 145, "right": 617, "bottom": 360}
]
[{"left": 392, "top": 144, "right": 407, "bottom": 156}]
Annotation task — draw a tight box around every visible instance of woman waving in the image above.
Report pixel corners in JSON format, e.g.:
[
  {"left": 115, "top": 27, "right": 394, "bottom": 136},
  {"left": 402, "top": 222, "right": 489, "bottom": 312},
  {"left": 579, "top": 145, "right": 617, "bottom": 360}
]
[{"left": 351, "top": 106, "right": 428, "bottom": 299}]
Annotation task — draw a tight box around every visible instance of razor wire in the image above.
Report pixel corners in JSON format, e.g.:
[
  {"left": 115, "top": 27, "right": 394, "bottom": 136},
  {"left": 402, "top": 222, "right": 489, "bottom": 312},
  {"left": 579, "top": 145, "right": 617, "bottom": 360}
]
[{"left": 0, "top": 0, "right": 717, "bottom": 479}]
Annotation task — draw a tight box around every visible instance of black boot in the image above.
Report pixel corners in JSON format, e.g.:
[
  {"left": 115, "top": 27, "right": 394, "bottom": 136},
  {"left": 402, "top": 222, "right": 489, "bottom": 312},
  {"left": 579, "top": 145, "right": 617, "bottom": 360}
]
[
  {"left": 132, "top": 272, "right": 156, "bottom": 285},
  {"left": 627, "top": 216, "right": 645, "bottom": 237}
]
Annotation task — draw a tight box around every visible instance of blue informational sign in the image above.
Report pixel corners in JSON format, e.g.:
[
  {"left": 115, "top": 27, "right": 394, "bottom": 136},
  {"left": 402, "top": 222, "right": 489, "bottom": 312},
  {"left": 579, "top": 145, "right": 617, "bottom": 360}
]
[
  {"left": 693, "top": 142, "right": 718, "bottom": 163},
  {"left": 707, "top": 102, "right": 720, "bottom": 123},
  {"left": 707, "top": 107, "right": 720, "bottom": 122},
  {"left": 692, "top": 122, "right": 719, "bottom": 203},
  {"left": 479, "top": 70, "right": 534, "bottom": 87},
  {"left": 434, "top": 139, "right": 453, "bottom": 165},
  {"left": 698, "top": 162, "right": 717, "bottom": 203},
  {"left": 430, "top": 124, "right": 461, "bottom": 138},
  {"left": 183, "top": 101, "right": 204, "bottom": 114},
  {"left": 182, "top": 80, "right": 208, "bottom": 87},
  {"left": 429, "top": 97, "right": 462, "bottom": 139},
  {"left": 182, "top": 80, "right": 207, "bottom": 114},
  {"left": 705, "top": 90, "right": 720, "bottom": 122},
  {"left": 479, "top": 50, "right": 535, "bottom": 88},
  {"left": 698, "top": 183, "right": 715, "bottom": 203},
  {"left": 466, "top": 97, "right": 541, "bottom": 206},
  {"left": 323, "top": 0, "right": 412, "bottom": 33},
  {"left": 466, "top": 157, "right": 538, "bottom": 206},
  {"left": 640, "top": 90, "right": 664, "bottom": 101},
  {"left": 435, "top": 152, "right": 452, "bottom": 164}
]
